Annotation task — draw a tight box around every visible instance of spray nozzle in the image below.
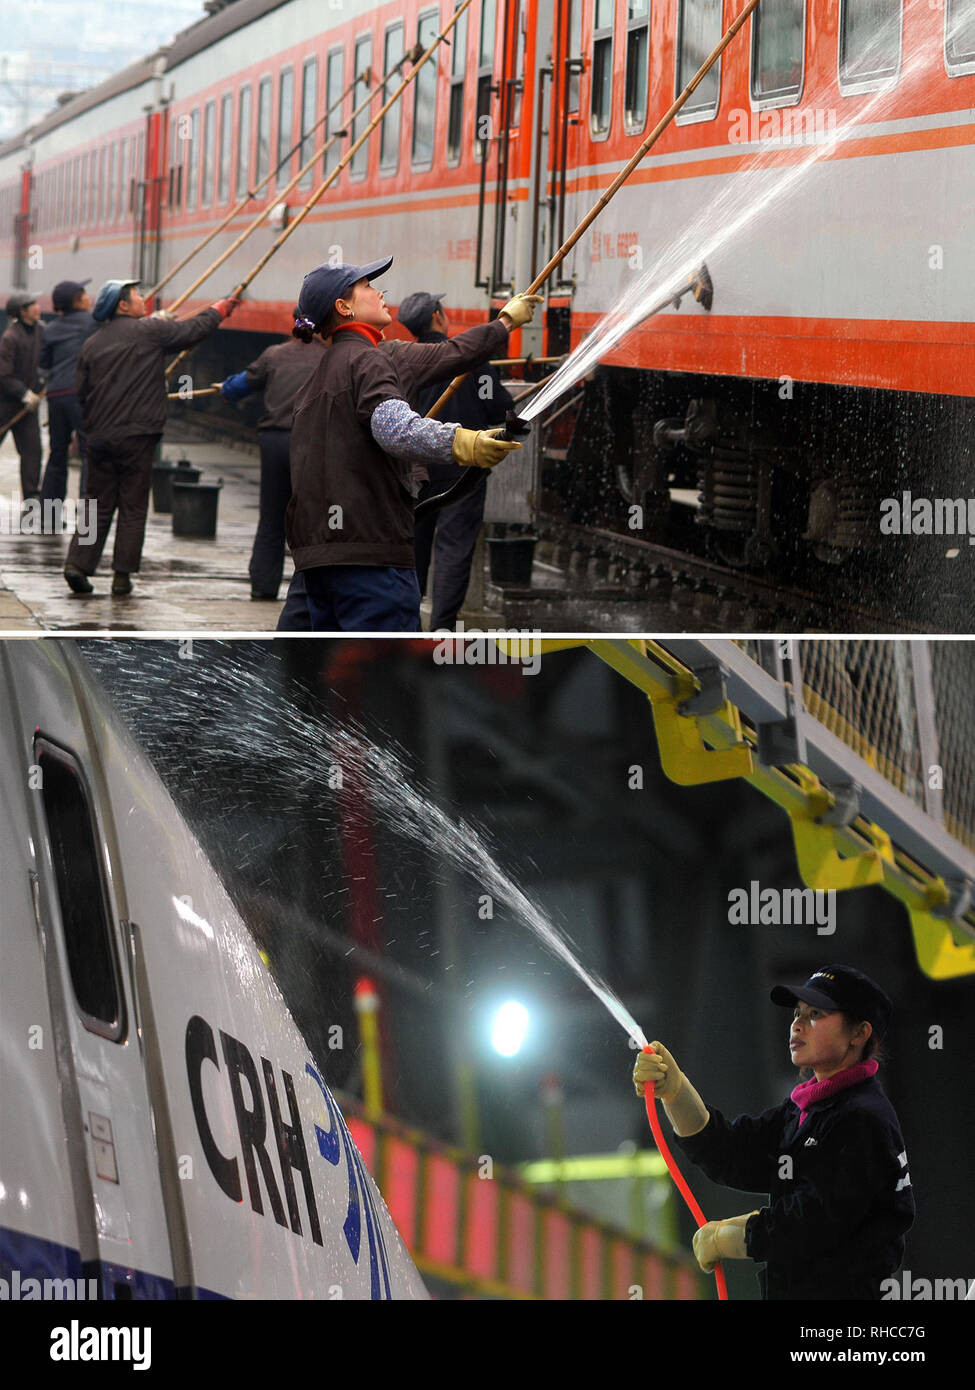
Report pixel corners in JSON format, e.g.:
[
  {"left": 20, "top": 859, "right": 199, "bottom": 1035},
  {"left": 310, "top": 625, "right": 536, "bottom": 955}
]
[{"left": 499, "top": 409, "right": 532, "bottom": 443}]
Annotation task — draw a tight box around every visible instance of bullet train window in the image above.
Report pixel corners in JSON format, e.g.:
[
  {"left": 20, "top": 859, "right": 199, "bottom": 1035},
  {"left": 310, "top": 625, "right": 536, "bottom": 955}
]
[
  {"left": 218, "top": 93, "right": 233, "bottom": 202},
  {"left": 299, "top": 58, "right": 318, "bottom": 190},
  {"left": 676, "top": 0, "right": 722, "bottom": 121},
  {"left": 236, "top": 85, "right": 253, "bottom": 197},
  {"left": 413, "top": 9, "right": 440, "bottom": 167},
  {"left": 752, "top": 0, "right": 806, "bottom": 103},
  {"left": 591, "top": 0, "right": 614, "bottom": 137},
  {"left": 839, "top": 0, "right": 902, "bottom": 90},
  {"left": 946, "top": 0, "right": 975, "bottom": 73},
  {"left": 476, "top": 0, "right": 497, "bottom": 161},
  {"left": 35, "top": 744, "right": 124, "bottom": 1043},
  {"left": 324, "top": 48, "right": 344, "bottom": 178},
  {"left": 186, "top": 109, "right": 200, "bottom": 212},
  {"left": 447, "top": 2, "right": 468, "bottom": 164},
  {"left": 351, "top": 35, "right": 374, "bottom": 178},
  {"left": 624, "top": 0, "right": 651, "bottom": 132},
  {"left": 381, "top": 22, "right": 405, "bottom": 173},
  {"left": 256, "top": 77, "right": 272, "bottom": 186},
  {"left": 277, "top": 67, "right": 295, "bottom": 189},
  {"left": 202, "top": 101, "right": 216, "bottom": 206}
]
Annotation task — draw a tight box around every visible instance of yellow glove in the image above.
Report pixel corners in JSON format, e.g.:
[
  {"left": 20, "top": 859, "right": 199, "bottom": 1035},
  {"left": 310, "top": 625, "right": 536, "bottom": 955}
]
[
  {"left": 151, "top": 309, "right": 177, "bottom": 320},
  {"left": 498, "top": 293, "right": 543, "bottom": 329},
  {"left": 632, "top": 1041, "right": 683, "bottom": 1102},
  {"left": 692, "top": 1213, "right": 759, "bottom": 1272},
  {"left": 451, "top": 426, "right": 523, "bottom": 469},
  {"left": 20, "top": 389, "right": 42, "bottom": 411}
]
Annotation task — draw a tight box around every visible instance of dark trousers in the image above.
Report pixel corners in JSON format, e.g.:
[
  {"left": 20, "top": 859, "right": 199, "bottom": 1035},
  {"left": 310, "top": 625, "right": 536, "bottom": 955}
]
[
  {"left": 41, "top": 394, "right": 87, "bottom": 503},
  {"left": 302, "top": 565, "right": 421, "bottom": 632},
  {"left": 276, "top": 571, "right": 312, "bottom": 631},
  {"left": 414, "top": 463, "right": 488, "bottom": 630},
  {"left": 67, "top": 433, "right": 159, "bottom": 575},
  {"left": 3, "top": 411, "right": 42, "bottom": 497},
  {"left": 249, "top": 428, "right": 292, "bottom": 598}
]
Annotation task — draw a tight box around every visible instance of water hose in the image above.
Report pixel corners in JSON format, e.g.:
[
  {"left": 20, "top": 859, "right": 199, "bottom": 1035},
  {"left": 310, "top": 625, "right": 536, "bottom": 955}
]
[{"left": 642, "top": 1045, "right": 729, "bottom": 1301}]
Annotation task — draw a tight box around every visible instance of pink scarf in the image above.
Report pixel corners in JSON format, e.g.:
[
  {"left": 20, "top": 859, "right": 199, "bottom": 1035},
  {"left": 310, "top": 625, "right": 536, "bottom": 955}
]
[{"left": 791, "top": 1058, "right": 878, "bottom": 1125}]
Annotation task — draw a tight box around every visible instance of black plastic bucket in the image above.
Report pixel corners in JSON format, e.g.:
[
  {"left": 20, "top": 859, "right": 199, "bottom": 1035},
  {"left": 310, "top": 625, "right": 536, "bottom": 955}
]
[
  {"left": 152, "top": 459, "right": 201, "bottom": 513},
  {"left": 487, "top": 535, "right": 537, "bottom": 584},
  {"left": 172, "top": 479, "right": 222, "bottom": 537}
]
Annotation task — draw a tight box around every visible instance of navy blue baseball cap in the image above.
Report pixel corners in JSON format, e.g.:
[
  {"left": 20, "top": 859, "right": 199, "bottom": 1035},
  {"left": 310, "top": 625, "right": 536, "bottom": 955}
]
[
  {"left": 295, "top": 256, "right": 393, "bottom": 333},
  {"left": 92, "top": 279, "right": 138, "bottom": 322},
  {"left": 52, "top": 279, "right": 90, "bottom": 311},
  {"left": 398, "top": 290, "right": 445, "bottom": 336},
  {"left": 771, "top": 965, "right": 892, "bottom": 1038}
]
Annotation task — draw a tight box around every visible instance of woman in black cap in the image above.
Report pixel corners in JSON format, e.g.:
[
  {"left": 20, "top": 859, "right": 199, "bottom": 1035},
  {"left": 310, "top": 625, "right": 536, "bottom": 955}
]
[
  {"left": 284, "top": 255, "right": 540, "bottom": 631},
  {"left": 632, "top": 965, "right": 915, "bottom": 1299}
]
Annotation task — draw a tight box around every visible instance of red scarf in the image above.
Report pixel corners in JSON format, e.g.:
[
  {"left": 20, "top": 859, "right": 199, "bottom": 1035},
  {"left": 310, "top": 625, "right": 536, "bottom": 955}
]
[
  {"left": 332, "top": 322, "right": 383, "bottom": 346},
  {"left": 791, "top": 1058, "right": 878, "bottom": 1125}
]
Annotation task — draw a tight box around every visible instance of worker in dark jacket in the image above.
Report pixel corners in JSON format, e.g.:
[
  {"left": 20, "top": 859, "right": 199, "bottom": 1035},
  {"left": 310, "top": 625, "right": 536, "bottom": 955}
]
[
  {"left": 633, "top": 965, "right": 914, "bottom": 1300},
  {"left": 286, "top": 254, "right": 539, "bottom": 631},
  {"left": 220, "top": 325, "right": 325, "bottom": 600},
  {"left": 0, "top": 291, "right": 45, "bottom": 500},
  {"left": 64, "top": 279, "right": 239, "bottom": 595},
  {"left": 39, "top": 280, "right": 96, "bottom": 505},
  {"left": 402, "top": 291, "right": 515, "bottom": 631}
]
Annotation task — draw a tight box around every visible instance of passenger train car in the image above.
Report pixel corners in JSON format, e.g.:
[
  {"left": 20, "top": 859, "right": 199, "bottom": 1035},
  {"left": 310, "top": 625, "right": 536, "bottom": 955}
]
[
  {"left": 1, "top": 0, "right": 973, "bottom": 580},
  {"left": 0, "top": 639, "right": 428, "bottom": 1299}
]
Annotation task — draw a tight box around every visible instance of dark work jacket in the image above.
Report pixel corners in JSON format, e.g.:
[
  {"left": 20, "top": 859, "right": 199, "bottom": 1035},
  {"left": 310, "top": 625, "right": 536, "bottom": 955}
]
[
  {"left": 411, "top": 330, "right": 514, "bottom": 428},
  {"left": 287, "top": 317, "right": 509, "bottom": 570},
  {"left": 673, "top": 1075, "right": 915, "bottom": 1300},
  {"left": 39, "top": 309, "right": 97, "bottom": 396},
  {"left": 0, "top": 319, "right": 44, "bottom": 423},
  {"left": 76, "top": 308, "right": 221, "bottom": 445},
  {"left": 244, "top": 337, "right": 326, "bottom": 430}
]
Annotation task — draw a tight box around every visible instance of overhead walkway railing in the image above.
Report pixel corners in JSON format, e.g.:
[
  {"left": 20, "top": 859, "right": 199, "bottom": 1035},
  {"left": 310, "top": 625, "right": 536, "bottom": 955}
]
[
  {"left": 509, "top": 639, "right": 975, "bottom": 981},
  {"left": 341, "top": 1101, "right": 707, "bottom": 1300}
]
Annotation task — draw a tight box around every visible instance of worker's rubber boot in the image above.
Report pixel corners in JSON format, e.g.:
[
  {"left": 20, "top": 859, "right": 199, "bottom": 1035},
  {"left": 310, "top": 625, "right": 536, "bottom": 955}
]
[
  {"left": 64, "top": 564, "right": 93, "bottom": 594},
  {"left": 112, "top": 571, "right": 133, "bottom": 596}
]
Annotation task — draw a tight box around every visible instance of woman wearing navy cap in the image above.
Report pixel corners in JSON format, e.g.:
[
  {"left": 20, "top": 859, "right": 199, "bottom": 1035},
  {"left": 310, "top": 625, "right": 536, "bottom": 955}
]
[
  {"left": 632, "top": 965, "right": 915, "bottom": 1299},
  {"left": 284, "top": 254, "right": 540, "bottom": 631}
]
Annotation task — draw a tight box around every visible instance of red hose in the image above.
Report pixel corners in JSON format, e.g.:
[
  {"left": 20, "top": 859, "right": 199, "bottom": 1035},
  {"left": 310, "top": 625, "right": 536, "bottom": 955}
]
[{"left": 642, "top": 1045, "right": 729, "bottom": 1301}]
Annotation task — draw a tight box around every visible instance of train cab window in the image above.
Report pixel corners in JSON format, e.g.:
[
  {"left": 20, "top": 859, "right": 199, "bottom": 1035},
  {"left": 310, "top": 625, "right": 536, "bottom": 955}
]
[
  {"left": 299, "top": 57, "right": 318, "bottom": 190},
  {"left": 591, "top": 0, "right": 614, "bottom": 137},
  {"left": 218, "top": 93, "right": 233, "bottom": 202},
  {"left": 625, "top": 0, "right": 651, "bottom": 132},
  {"left": 475, "top": 0, "right": 497, "bottom": 162},
  {"left": 676, "top": 0, "right": 722, "bottom": 121},
  {"left": 35, "top": 743, "right": 125, "bottom": 1042},
  {"left": 324, "top": 48, "right": 344, "bottom": 179},
  {"left": 351, "top": 36, "right": 373, "bottom": 177},
  {"left": 447, "top": 3, "right": 468, "bottom": 163},
  {"left": 412, "top": 9, "right": 440, "bottom": 167},
  {"left": 752, "top": 0, "right": 805, "bottom": 103},
  {"left": 236, "top": 84, "right": 253, "bottom": 197},
  {"left": 381, "top": 22, "right": 405, "bottom": 173},
  {"left": 839, "top": 0, "right": 901, "bottom": 90},
  {"left": 202, "top": 102, "right": 216, "bottom": 206},
  {"left": 256, "top": 77, "right": 272, "bottom": 186},
  {"left": 946, "top": 0, "right": 975, "bottom": 73},
  {"left": 277, "top": 67, "right": 295, "bottom": 188},
  {"left": 186, "top": 109, "right": 200, "bottom": 211}
]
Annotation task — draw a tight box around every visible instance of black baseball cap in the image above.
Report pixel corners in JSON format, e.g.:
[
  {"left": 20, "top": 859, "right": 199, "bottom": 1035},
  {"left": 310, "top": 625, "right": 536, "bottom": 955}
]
[
  {"left": 771, "top": 965, "right": 892, "bottom": 1038},
  {"left": 52, "top": 279, "right": 90, "bottom": 311},
  {"left": 294, "top": 256, "right": 393, "bottom": 333},
  {"left": 398, "top": 290, "right": 445, "bottom": 336}
]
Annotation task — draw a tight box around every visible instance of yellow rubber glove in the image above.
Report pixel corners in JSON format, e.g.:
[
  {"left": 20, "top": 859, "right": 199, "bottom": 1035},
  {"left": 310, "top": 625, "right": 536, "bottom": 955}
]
[
  {"left": 498, "top": 293, "right": 543, "bottom": 329},
  {"left": 692, "top": 1213, "right": 759, "bottom": 1272},
  {"left": 633, "top": 1041, "right": 709, "bottom": 1137},
  {"left": 451, "top": 426, "right": 523, "bottom": 469}
]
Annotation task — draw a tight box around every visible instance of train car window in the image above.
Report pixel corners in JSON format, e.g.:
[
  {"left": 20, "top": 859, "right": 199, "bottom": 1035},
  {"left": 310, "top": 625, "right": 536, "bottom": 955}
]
[
  {"left": 97, "top": 146, "right": 107, "bottom": 224},
  {"left": 202, "top": 101, "right": 216, "bottom": 205},
  {"left": 118, "top": 139, "right": 128, "bottom": 222},
  {"left": 676, "top": 0, "right": 722, "bottom": 120},
  {"left": 256, "top": 77, "right": 272, "bottom": 186},
  {"left": 475, "top": 0, "right": 496, "bottom": 162},
  {"left": 35, "top": 743, "right": 125, "bottom": 1043},
  {"left": 109, "top": 143, "right": 119, "bottom": 224},
  {"left": 299, "top": 58, "right": 318, "bottom": 189},
  {"left": 324, "top": 48, "right": 344, "bottom": 179},
  {"left": 839, "top": 0, "right": 901, "bottom": 89},
  {"left": 591, "top": 0, "right": 614, "bottom": 137},
  {"left": 277, "top": 67, "right": 295, "bottom": 188},
  {"left": 351, "top": 35, "right": 373, "bottom": 177},
  {"left": 625, "top": 0, "right": 651, "bottom": 132},
  {"left": 946, "top": 0, "right": 975, "bottom": 73},
  {"left": 567, "top": 0, "right": 582, "bottom": 112},
  {"left": 752, "top": 0, "right": 805, "bottom": 103},
  {"left": 79, "top": 153, "right": 88, "bottom": 227},
  {"left": 218, "top": 93, "right": 233, "bottom": 202},
  {"left": 447, "top": 2, "right": 469, "bottom": 163},
  {"left": 236, "top": 85, "right": 253, "bottom": 197},
  {"left": 413, "top": 9, "right": 440, "bottom": 167},
  {"left": 381, "top": 22, "right": 405, "bottom": 172},
  {"left": 187, "top": 109, "right": 201, "bottom": 212},
  {"left": 511, "top": 1, "right": 527, "bottom": 128}
]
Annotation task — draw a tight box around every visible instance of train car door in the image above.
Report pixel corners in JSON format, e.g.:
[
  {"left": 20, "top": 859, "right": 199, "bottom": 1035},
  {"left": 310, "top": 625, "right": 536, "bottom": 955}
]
[{"left": 538, "top": 0, "right": 585, "bottom": 353}]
